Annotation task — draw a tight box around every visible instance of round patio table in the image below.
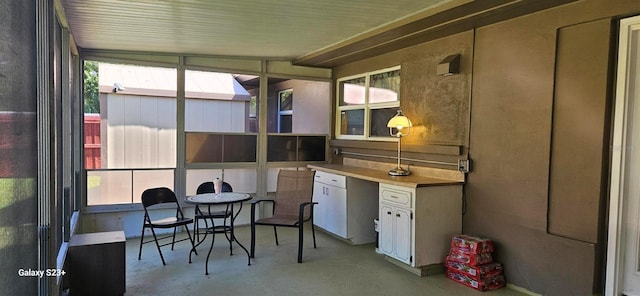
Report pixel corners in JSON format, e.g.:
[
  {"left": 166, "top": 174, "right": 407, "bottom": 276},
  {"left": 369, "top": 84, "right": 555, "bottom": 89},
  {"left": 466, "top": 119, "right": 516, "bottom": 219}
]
[{"left": 186, "top": 192, "right": 252, "bottom": 275}]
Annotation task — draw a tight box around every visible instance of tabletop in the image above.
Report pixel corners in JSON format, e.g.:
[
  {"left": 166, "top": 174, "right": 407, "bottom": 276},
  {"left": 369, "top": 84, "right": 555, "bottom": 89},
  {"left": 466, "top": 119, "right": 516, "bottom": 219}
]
[{"left": 185, "top": 192, "right": 252, "bottom": 205}]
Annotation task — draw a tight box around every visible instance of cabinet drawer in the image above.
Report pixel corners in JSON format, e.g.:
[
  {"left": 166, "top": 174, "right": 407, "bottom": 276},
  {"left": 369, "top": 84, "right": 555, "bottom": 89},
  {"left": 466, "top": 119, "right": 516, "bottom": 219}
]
[
  {"left": 380, "top": 185, "right": 412, "bottom": 208},
  {"left": 314, "top": 171, "right": 346, "bottom": 188}
]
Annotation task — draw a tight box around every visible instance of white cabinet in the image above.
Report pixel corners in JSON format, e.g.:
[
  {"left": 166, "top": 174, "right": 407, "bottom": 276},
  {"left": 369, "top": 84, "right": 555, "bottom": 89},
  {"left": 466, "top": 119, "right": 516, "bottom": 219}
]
[
  {"left": 313, "top": 171, "right": 378, "bottom": 244},
  {"left": 379, "top": 184, "right": 413, "bottom": 264},
  {"left": 379, "top": 203, "right": 412, "bottom": 264},
  {"left": 379, "top": 183, "right": 462, "bottom": 269},
  {"left": 313, "top": 174, "right": 347, "bottom": 237}
]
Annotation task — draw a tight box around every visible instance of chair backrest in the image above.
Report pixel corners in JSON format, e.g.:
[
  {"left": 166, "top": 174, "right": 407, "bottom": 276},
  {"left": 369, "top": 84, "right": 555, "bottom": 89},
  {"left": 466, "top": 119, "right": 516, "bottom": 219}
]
[
  {"left": 196, "top": 181, "right": 233, "bottom": 194},
  {"left": 141, "top": 187, "right": 179, "bottom": 208},
  {"left": 273, "top": 169, "right": 315, "bottom": 220}
]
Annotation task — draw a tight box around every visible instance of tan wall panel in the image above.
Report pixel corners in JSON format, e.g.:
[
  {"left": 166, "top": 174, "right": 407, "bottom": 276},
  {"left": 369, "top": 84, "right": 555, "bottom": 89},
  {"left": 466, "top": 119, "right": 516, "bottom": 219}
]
[{"left": 548, "top": 19, "right": 612, "bottom": 243}]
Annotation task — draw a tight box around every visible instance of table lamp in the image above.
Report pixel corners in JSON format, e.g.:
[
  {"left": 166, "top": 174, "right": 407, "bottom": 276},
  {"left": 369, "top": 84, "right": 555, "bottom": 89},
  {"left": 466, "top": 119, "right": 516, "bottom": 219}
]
[{"left": 387, "top": 110, "right": 412, "bottom": 176}]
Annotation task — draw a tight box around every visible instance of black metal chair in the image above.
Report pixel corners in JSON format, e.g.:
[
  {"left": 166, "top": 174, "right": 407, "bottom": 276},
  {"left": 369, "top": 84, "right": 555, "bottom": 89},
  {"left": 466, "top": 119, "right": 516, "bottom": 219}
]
[
  {"left": 250, "top": 169, "right": 317, "bottom": 263},
  {"left": 194, "top": 181, "right": 234, "bottom": 249},
  {"left": 137, "top": 187, "right": 197, "bottom": 265}
]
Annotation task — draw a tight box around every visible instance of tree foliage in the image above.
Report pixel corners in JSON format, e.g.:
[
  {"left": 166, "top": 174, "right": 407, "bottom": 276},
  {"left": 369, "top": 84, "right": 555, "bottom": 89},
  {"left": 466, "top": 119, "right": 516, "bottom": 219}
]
[{"left": 83, "top": 61, "right": 100, "bottom": 113}]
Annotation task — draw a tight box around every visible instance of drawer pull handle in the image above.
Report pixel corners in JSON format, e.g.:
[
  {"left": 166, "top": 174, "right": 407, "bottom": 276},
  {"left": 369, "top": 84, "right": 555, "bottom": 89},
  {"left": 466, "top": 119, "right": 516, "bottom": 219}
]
[
  {"left": 331, "top": 179, "right": 338, "bottom": 182},
  {"left": 390, "top": 195, "right": 399, "bottom": 199},
  {"left": 396, "top": 213, "right": 401, "bottom": 218},
  {"left": 387, "top": 211, "right": 392, "bottom": 215}
]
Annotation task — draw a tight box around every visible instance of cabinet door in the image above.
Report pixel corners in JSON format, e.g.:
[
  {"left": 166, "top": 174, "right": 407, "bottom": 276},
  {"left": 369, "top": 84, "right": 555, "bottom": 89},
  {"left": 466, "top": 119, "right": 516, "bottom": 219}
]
[
  {"left": 324, "top": 185, "right": 347, "bottom": 238},
  {"left": 379, "top": 204, "right": 395, "bottom": 256},
  {"left": 393, "top": 207, "right": 412, "bottom": 264},
  {"left": 312, "top": 182, "right": 326, "bottom": 229}
]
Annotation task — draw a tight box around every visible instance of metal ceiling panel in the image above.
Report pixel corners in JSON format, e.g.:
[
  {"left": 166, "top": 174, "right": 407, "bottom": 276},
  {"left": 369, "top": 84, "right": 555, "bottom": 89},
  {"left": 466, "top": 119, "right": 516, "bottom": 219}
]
[{"left": 60, "top": 0, "right": 452, "bottom": 59}]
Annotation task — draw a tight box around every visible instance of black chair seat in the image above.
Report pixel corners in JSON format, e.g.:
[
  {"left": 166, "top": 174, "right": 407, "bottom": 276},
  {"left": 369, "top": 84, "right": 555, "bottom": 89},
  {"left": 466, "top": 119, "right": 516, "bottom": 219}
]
[{"left": 147, "top": 217, "right": 193, "bottom": 228}]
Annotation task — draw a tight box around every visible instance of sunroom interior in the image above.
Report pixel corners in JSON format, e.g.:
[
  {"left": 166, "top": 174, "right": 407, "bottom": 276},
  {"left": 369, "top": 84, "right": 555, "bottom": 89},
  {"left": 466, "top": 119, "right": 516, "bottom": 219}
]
[{"left": 3, "top": 0, "right": 640, "bottom": 295}]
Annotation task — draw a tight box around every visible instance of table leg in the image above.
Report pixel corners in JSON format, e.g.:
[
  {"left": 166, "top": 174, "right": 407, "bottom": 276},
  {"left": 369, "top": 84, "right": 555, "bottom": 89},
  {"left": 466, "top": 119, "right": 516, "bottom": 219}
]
[
  {"left": 230, "top": 202, "right": 251, "bottom": 266},
  {"left": 205, "top": 217, "right": 216, "bottom": 275}
]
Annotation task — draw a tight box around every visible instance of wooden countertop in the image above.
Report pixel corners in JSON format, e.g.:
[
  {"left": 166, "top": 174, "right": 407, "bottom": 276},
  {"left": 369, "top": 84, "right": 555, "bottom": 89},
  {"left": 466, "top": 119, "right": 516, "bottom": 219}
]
[{"left": 308, "top": 164, "right": 463, "bottom": 188}]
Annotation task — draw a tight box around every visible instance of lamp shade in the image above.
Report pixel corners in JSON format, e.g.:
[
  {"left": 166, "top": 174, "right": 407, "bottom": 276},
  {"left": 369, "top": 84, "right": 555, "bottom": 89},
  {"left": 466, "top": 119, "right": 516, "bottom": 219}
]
[{"left": 387, "top": 110, "right": 412, "bottom": 136}]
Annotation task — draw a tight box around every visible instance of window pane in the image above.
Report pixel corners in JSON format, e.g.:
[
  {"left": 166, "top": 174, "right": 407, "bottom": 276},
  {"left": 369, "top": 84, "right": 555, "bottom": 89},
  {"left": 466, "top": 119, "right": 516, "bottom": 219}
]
[
  {"left": 132, "top": 170, "right": 175, "bottom": 203},
  {"left": 298, "top": 136, "right": 326, "bottom": 161},
  {"left": 185, "top": 133, "right": 257, "bottom": 163},
  {"left": 339, "top": 77, "right": 366, "bottom": 106},
  {"left": 370, "top": 69, "right": 400, "bottom": 104},
  {"left": 267, "top": 135, "right": 326, "bottom": 162},
  {"left": 278, "top": 89, "right": 293, "bottom": 111},
  {"left": 279, "top": 115, "right": 292, "bottom": 133},
  {"left": 370, "top": 107, "right": 400, "bottom": 137},
  {"left": 340, "top": 109, "right": 365, "bottom": 135},
  {"left": 185, "top": 133, "right": 223, "bottom": 163},
  {"left": 223, "top": 135, "right": 257, "bottom": 162},
  {"left": 87, "top": 170, "right": 132, "bottom": 205},
  {"left": 267, "top": 135, "right": 297, "bottom": 161}
]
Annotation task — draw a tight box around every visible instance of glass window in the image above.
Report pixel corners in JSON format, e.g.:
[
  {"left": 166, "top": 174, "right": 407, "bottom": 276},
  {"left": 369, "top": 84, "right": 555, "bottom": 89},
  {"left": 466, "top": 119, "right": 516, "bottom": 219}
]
[
  {"left": 339, "top": 76, "right": 366, "bottom": 106},
  {"left": 340, "top": 109, "right": 365, "bottom": 136},
  {"left": 185, "top": 133, "right": 257, "bottom": 163},
  {"left": 370, "top": 107, "right": 400, "bottom": 137},
  {"left": 277, "top": 89, "right": 293, "bottom": 133},
  {"left": 336, "top": 66, "right": 401, "bottom": 140},
  {"left": 370, "top": 69, "right": 400, "bottom": 104}
]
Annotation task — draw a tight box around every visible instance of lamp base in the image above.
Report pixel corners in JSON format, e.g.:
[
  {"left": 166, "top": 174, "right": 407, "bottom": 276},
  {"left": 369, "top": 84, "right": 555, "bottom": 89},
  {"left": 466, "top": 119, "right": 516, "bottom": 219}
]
[{"left": 388, "top": 167, "right": 411, "bottom": 176}]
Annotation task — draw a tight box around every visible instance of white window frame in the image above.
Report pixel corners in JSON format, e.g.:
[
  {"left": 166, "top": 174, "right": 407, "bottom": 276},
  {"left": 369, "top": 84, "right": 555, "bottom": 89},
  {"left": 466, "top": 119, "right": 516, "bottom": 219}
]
[{"left": 335, "top": 65, "right": 400, "bottom": 141}]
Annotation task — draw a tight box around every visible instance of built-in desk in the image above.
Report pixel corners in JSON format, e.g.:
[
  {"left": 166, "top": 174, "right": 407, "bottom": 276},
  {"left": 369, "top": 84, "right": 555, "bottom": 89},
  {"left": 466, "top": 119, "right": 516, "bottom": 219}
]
[
  {"left": 308, "top": 164, "right": 463, "bottom": 188},
  {"left": 308, "top": 163, "right": 463, "bottom": 276}
]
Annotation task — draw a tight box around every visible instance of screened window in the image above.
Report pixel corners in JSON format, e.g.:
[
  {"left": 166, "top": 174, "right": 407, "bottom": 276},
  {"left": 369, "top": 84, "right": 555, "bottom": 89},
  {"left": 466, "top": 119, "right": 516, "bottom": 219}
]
[
  {"left": 266, "top": 77, "right": 329, "bottom": 162},
  {"left": 84, "top": 61, "right": 177, "bottom": 206}
]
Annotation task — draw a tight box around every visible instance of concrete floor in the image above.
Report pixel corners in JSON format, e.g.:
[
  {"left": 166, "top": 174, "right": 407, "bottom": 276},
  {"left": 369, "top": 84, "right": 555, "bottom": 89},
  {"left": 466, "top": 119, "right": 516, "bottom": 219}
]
[{"left": 129, "top": 225, "right": 531, "bottom": 296}]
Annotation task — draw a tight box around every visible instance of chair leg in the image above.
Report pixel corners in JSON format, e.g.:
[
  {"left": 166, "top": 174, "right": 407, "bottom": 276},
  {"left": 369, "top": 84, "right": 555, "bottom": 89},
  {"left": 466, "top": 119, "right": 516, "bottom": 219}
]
[
  {"left": 171, "top": 227, "right": 177, "bottom": 250},
  {"left": 311, "top": 223, "right": 317, "bottom": 248},
  {"left": 194, "top": 218, "right": 199, "bottom": 243},
  {"left": 297, "top": 223, "right": 304, "bottom": 263},
  {"left": 184, "top": 224, "right": 197, "bottom": 263},
  {"left": 273, "top": 226, "right": 279, "bottom": 245},
  {"left": 138, "top": 224, "right": 146, "bottom": 260},
  {"left": 250, "top": 206, "right": 256, "bottom": 258},
  {"left": 149, "top": 227, "right": 167, "bottom": 265},
  {"left": 222, "top": 214, "right": 233, "bottom": 255}
]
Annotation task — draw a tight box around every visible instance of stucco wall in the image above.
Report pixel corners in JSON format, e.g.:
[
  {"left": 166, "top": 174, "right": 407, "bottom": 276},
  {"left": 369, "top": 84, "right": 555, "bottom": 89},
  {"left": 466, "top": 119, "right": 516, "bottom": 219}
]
[{"left": 334, "top": 0, "right": 640, "bottom": 294}]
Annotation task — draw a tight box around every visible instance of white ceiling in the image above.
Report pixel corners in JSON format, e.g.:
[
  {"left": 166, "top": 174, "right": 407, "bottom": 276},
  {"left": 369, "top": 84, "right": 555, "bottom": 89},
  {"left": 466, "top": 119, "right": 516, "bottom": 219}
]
[
  {"left": 59, "top": 0, "right": 453, "bottom": 59},
  {"left": 57, "top": 0, "right": 576, "bottom": 67}
]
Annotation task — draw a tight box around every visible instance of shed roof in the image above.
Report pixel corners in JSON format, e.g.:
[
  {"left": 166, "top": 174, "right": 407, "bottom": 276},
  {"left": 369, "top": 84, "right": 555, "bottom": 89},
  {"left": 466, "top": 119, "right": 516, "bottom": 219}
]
[{"left": 98, "top": 63, "right": 252, "bottom": 101}]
